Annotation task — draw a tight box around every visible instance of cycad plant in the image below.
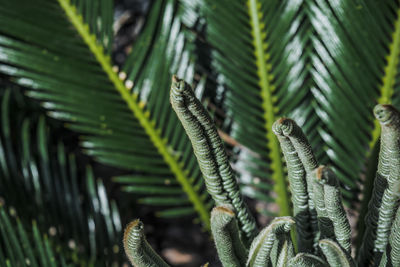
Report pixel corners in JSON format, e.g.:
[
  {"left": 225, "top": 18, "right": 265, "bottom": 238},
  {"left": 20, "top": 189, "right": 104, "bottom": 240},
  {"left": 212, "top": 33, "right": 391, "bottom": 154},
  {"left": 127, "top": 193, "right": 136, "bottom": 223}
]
[
  {"left": 1, "top": 0, "right": 400, "bottom": 265},
  {"left": 124, "top": 78, "right": 400, "bottom": 267}
]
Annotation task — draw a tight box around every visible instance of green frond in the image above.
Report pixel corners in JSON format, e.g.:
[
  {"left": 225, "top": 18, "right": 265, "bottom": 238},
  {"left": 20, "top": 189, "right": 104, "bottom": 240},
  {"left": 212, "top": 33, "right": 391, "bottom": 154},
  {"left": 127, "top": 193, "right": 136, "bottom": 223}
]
[
  {"left": 287, "top": 253, "right": 326, "bottom": 267},
  {"left": 125, "top": 100, "right": 400, "bottom": 267},
  {"left": 0, "top": 207, "right": 70, "bottom": 267},
  {"left": 319, "top": 239, "right": 355, "bottom": 267},
  {"left": 358, "top": 1, "right": 400, "bottom": 245},
  {"left": 204, "top": 0, "right": 305, "bottom": 215},
  {"left": 271, "top": 235, "right": 295, "bottom": 267},
  {"left": 380, "top": 205, "right": 400, "bottom": 266},
  {"left": 64, "top": 0, "right": 114, "bottom": 54},
  {"left": 311, "top": 167, "right": 333, "bottom": 242},
  {"left": 0, "top": 89, "right": 123, "bottom": 264},
  {"left": 314, "top": 167, "right": 351, "bottom": 253},
  {"left": 273, "top": 118, "right": 315, "bottom": 252},
  {"left": 247, "top": 216, "right": 294, "bottom": 267},
  {"left": 358, "top": 104, "right": 400, "bottom": 266},
  {"left": 203, "top": 0, "right": 400, "bottom": 215},
  {"left": 0, "top": 0, "right": 212, "bottom": 228},
  {"left": 210, "top": 205, "right": 248, "bottom": 267},
  {"left": 307, "top": 0, "right": 392, "bottom": 203},
  {"left": 170, "top": 77, "right": 257, "bottom": 241},
  {"left": 123, "top": 220, "right": 170, "bottom": 267},
  {"left": 369, "top": 4, "right": 400, "bottom": 149}
]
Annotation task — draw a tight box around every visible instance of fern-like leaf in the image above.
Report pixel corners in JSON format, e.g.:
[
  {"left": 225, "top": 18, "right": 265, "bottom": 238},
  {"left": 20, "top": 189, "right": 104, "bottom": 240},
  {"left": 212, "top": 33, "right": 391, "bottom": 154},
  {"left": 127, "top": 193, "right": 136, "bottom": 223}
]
[
  {"left": 202, "top": 0, "right": 400, "bottom": 217},
  {"left": 0, "top": 88, "right": 123, "bottom": 264},
  {"left": 0, "top": 0, "right": 212, "bottom": 228}
]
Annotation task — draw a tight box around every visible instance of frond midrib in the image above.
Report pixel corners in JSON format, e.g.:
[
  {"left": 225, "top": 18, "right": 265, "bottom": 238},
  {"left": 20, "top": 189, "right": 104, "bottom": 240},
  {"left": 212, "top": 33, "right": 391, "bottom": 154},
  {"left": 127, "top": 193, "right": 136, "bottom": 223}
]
[
  {"left": 247, "top": 0, "right": 291, "bottom": 216},
  {"left": 56, "top": 0, "right": 210, "bottom": 230}
]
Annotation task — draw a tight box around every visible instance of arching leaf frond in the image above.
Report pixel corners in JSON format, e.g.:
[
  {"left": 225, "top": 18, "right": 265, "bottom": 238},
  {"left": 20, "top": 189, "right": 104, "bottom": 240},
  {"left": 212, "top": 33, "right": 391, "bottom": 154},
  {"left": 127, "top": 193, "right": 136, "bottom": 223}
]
[
  {"left": 202, "top": 0, "right": 400, "bottom": 215},
  {"left": 0, "top": 0, "right": 212, "bottom": 228},
  {"left": 0, "top": 88, "right": 123, "bottom": 264}
]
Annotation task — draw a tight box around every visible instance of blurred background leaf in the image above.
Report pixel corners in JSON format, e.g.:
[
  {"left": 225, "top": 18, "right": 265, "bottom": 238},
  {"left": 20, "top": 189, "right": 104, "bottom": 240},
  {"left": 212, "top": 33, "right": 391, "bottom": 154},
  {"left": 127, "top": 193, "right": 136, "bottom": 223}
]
[
  {"left": 0, "top": 206, "right": 70, "bottom": 267},
  {"left": 0, "top": 88, "right": 124, "bottom": 265},
  {"left": 0, "top": 0, "right": 213, "bottom": 230}
]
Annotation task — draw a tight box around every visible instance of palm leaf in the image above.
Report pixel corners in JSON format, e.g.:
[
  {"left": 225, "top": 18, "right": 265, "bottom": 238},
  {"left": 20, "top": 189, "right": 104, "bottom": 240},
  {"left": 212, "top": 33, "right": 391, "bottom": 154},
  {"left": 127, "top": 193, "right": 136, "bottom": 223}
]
[
  {"left": 0, "top": 0, "right": 213, "bottom": 228},
  {"left": 354, "top": 0, "right": 400, "bottom": 248},
  {"left": 306, "top": 0, "right": 397, "bottom": 201},
  {"left": 203, "top": 0, "right": 322, "bottom": 216},
  {"left": 0, "top": 88, "right": 123, "bottom": 265},
  {"left": 202, "top": 0, "right": 400, "bottom": 215},
  {"left": 369, "top": 1, "right": 400, "bottom": 147}
]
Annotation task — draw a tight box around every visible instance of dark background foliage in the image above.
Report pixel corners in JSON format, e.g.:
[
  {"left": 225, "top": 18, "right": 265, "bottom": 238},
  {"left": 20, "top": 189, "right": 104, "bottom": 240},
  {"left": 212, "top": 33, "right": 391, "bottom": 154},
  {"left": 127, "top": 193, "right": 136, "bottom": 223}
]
[{"left": 0, "top": 0, "right": 219, "bottom": 265}]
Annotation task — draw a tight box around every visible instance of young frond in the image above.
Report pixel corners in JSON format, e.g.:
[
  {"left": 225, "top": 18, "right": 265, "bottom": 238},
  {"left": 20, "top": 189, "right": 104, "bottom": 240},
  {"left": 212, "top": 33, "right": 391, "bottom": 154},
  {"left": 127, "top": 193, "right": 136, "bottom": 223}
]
[{"left": 123, "top": 78, "right": 400, "bottom": 267}]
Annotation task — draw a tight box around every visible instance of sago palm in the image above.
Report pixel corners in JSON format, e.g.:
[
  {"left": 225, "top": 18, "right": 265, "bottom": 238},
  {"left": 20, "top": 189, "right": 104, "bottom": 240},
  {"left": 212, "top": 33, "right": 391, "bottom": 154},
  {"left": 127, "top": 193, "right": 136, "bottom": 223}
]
[
  {"left": 0, "top": 0, "right": 399, "bottom": 265},
  {"left": 124, "top": 78, "right": 400, "bottom": 267}
]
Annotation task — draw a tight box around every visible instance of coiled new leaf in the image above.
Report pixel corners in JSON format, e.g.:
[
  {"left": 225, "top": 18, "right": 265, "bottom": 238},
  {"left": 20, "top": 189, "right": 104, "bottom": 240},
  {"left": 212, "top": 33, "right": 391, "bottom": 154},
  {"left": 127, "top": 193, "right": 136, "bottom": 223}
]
[
  {"left": 270, "top": 234, "right": 295, "bottom": 267},
  {"left": 319, "top": 239, "right": 355, "bottom": 267},
  {"left": 273, "top": 119, "right": 313, "bottom": 252},
  {"left": 316, "top": 166, "right": 351, "bottom": 253},
  {"left": 389, "top": 206, "right": 400, "bottom": 266},
  {"left": 170, "top": 76, "right": 257, "bottom": 242},
  {"left": 247, "top": 216, "right": 295, "bottom": 267},
  {"left": 287, "top": 253, "right": 327, "bottom": 267},
  {"left": 359, "top": 104, "right": 400, "bottom": 265},
  {"left": 380, "top": 205, "right": 400, "bottom": 266},
  {"left": 311, "top": 167, "right": 334, "bottom": 242},
  {"left": 374, "top": 105, "right": 400, "bottom": 252},
  {"left": 276, "top": 118, "right": 319, "bottom": 247},
  {"left": 122, "top": 102, "right": 400, "bottom": 267},
  {"left": 210, "top": 205, "right": 248, "bottom": 267},
  {"left": 123, "top": 220, "right": 170, "bottom": 267}
]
